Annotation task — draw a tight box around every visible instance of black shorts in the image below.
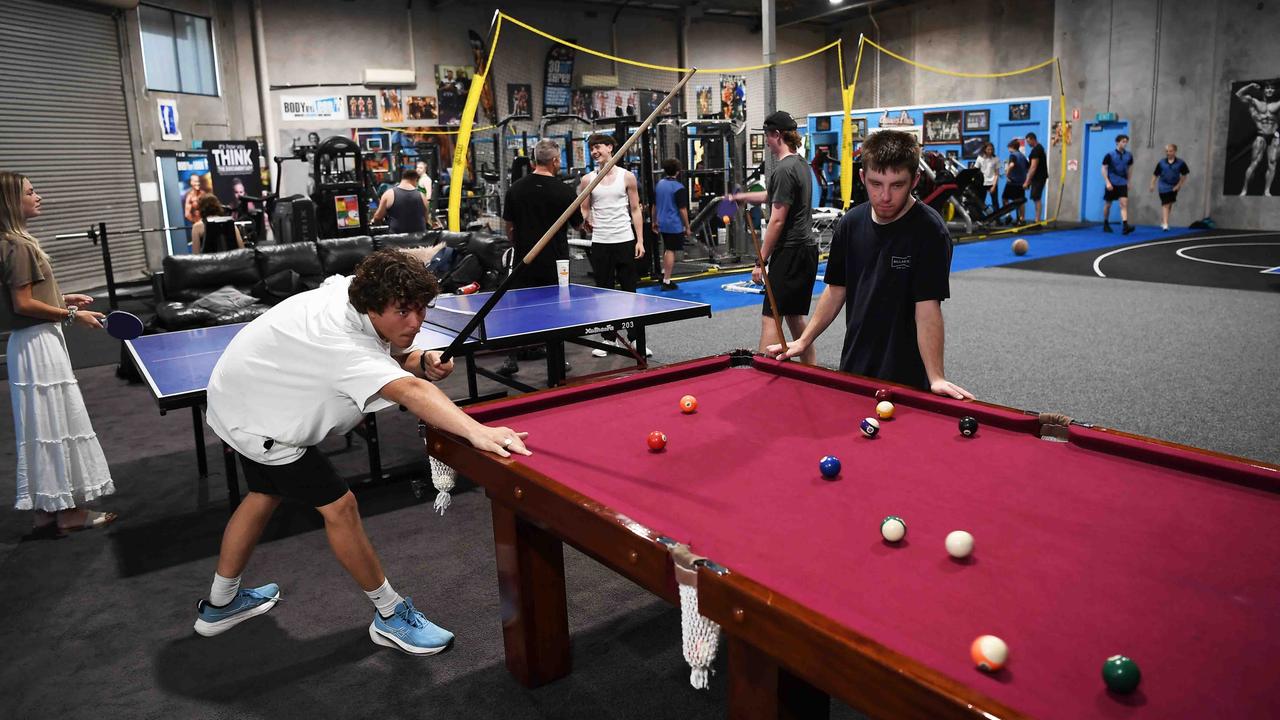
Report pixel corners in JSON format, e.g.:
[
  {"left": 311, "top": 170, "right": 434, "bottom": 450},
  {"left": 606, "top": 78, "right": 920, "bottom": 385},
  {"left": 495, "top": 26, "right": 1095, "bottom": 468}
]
[
  {"left": 1002, "top": 183, "right": 1025, "bottom": 202},
  {"left": 660, "top": 232, "right": 685, "bottom": 252},
  {"left": 240, "top": 447, "right": 348, "bottom": 507},
  {"left": 1159, "top": 190, "right": 1178, "bottom": 205},
  {"left": 588, "top": 241, "right": 638, "bottom": 292},
  {"left": 762, "top": 244, "right": 819, "bottom": 317},
  {"left": 1028, "top": 179, "right": 1046, "bottom": 200},
  {"left": 1104, "top": 185, "right": 1128, "bottom": 201}
]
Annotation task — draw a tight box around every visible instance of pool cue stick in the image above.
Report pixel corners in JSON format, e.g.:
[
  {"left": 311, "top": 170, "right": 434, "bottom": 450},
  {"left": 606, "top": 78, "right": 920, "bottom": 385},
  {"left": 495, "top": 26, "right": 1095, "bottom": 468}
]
[
  {"left": 739, "top": 202, "right": 789, "bottom": 355},
  {"left": 440, "top": 67, "right": 698, "bottom": 363}
]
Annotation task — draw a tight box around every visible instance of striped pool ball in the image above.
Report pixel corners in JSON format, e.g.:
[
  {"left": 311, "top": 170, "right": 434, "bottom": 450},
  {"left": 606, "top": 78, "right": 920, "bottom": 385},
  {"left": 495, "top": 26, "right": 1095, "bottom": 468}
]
[
  {"left": 860, "top": 417, "right": 880, "bottom": 438},
  {"left": 880, "top": 515, "right": 907, "bottom": 542}
]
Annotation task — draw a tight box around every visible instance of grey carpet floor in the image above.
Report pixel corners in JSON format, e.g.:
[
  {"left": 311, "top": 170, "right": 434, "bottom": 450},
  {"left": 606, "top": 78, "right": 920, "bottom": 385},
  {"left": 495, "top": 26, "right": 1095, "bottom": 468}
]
[{"left": 0, "top": 266, "right": 1275, "bottom": 719}]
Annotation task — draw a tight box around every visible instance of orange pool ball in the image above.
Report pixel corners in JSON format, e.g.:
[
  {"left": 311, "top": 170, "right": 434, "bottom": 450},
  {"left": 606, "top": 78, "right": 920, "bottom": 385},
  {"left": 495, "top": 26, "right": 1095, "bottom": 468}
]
[
  {"left": 647, "top": 430, "right": 668, "bottom": 451},
  {"left": 679, "top": 395, "right": 698, "bottom": 413}
]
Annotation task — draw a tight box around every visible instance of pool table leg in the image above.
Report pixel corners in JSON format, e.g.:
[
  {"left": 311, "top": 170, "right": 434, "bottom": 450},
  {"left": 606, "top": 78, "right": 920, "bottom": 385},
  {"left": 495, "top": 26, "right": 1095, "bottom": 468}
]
[
  {"left": 490, "top": 500, "right": 572, "bottom": 687},
  {"left": 728, "top": 634, "right": 830, "bottom": 720}
]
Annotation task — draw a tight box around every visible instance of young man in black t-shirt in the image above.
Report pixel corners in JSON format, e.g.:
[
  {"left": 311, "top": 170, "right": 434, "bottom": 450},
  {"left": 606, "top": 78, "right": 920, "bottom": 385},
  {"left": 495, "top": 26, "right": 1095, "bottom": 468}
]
[
  {"left": 1023, "top": 132, "right": 1048, "bottom": 222},
  {"left": 726, "top": 110, "right": 817, "bottom": 365},
  {"left": 497, "top": 139, "right": 582, "bottom": 375},
  {"left": 768, "top": 130, "right": 972, "bottom": 398}
]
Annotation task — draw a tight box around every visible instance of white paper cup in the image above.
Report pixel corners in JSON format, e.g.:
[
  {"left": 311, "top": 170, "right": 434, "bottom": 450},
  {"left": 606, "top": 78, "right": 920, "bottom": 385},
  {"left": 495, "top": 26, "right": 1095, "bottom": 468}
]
[{"left": 556, "top": 259, "right": 570, "bottom": 286}]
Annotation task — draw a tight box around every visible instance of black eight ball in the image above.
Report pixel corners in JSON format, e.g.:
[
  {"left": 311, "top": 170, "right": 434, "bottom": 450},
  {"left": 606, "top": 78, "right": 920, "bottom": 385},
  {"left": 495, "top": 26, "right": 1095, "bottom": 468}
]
[{"left": 958, "top": 416, "right": 979, "bottom": 437}]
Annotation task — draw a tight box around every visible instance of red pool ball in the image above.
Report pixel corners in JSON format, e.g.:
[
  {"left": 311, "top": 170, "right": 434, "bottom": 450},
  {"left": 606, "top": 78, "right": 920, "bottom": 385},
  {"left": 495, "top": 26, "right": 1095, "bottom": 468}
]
[
  {"left": 875, "top": 388, "right": 893, "bottom": 402},
  {"left": 647, "top": 431, "right": 668, "bottom": 451},
  {"left": 679, "top": 395, "right": 698, "bottom": 414}
]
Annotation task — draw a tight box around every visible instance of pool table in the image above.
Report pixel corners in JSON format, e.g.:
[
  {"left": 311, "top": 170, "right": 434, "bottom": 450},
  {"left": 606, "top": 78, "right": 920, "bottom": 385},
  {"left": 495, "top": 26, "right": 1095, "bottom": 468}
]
[{"left": 424, "top": 351, "right": 1280, "bottom": 719}]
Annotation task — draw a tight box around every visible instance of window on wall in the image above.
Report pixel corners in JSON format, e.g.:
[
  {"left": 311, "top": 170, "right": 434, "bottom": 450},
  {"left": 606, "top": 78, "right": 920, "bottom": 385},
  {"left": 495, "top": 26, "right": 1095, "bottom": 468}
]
[{"left": 139, "top": 5, "right": 218, "bottom": 96}]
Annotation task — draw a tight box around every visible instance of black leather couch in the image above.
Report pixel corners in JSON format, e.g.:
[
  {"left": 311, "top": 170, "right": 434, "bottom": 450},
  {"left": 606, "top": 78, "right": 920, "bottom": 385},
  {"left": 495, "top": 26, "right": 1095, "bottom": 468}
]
[{"left": 153, "top": 231, "right": 509, "bottom": 331}]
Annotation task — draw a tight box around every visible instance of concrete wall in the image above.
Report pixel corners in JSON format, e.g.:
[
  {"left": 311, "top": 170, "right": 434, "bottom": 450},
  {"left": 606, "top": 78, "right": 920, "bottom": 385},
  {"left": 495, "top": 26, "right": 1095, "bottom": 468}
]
[
  {"left": 120, "top": 0, "right": 257, "bottom": 264},
  {"left": 1055, "top": 0, "right": 1278, "bottom": 229},
  {"left": 830, "top": 0, "right": 1055, "bottom": 109}
]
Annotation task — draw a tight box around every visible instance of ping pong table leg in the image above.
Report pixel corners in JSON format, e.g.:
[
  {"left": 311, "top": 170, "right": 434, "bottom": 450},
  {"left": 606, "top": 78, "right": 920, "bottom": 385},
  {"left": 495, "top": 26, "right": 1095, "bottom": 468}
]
[
  {"left": 192, "top": 406, "right": 208, "bottom": 477},
  {"left": 546, "top": 341, "right": 566, "bottom": 386},
  {"left": 633, "top": 326, "right": 647, "bottom": 359},
  {"left": 465, "top": 354, "right": 479, "bottom": 400},
  {"left": 363, "top": 413, "right": 384, "bottom": 481},
  {"left": 222, "top": 441, "right": 241, "bottom": 511}
]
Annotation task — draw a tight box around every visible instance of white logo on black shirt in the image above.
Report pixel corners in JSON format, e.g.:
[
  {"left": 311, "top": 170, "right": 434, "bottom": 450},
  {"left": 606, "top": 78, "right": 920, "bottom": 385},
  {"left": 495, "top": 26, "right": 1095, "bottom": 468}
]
[{"left": 891, "top": 256, "right": 912, "bottom": 270}]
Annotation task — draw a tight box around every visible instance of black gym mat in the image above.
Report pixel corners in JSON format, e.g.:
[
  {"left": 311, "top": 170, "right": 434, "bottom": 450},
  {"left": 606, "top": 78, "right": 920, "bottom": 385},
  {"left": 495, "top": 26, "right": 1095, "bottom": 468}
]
[{"left": 1005, "top": 229, "right": 1280, "bottom": 293}]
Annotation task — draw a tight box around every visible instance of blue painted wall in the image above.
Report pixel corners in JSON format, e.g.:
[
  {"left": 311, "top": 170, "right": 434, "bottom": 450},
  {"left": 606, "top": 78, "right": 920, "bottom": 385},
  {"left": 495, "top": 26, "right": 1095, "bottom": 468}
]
[{"left": 807, "top": 97, "right": 1051, "bottom": 213}]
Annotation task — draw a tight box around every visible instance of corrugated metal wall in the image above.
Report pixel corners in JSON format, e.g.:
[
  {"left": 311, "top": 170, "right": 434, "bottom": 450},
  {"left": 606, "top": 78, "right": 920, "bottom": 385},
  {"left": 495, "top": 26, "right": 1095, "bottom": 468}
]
[{"left": 0, "top": 0, "right": 145, "bottom": 290}]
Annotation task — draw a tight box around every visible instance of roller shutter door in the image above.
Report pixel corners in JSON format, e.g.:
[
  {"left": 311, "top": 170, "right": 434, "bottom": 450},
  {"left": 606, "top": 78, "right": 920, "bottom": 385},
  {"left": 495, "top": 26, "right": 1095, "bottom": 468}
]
[{"left": 0, "top": 0, "right": 145, "bottom": 290}]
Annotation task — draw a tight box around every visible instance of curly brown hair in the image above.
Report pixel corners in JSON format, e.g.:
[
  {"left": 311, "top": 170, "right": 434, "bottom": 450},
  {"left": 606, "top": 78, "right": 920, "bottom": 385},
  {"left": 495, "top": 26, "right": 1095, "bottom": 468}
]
[{"left": 348, "top": 248, "right": 440, "bottom": 313}]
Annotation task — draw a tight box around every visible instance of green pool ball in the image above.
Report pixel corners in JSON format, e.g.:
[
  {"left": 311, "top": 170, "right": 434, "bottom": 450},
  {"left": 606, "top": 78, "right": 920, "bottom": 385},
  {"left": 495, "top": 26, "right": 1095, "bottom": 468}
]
[{"left": 1101, "top": 655, "right": 1141, "bottom": 694}]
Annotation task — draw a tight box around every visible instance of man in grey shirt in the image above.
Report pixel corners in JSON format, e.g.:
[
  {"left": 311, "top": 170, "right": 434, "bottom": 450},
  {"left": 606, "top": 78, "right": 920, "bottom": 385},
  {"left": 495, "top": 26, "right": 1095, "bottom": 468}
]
[{"left": 727, "top": 110, "right": 817, "bottom": 364}]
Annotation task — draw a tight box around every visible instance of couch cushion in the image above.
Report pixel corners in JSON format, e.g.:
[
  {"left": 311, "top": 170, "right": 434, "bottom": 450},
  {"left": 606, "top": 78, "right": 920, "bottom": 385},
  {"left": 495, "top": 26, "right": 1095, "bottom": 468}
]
[
  {"left": 466, "top": 232, "right": 513, "bottom": 273},
  {"left": 162, "top": 249, "right": 259, "bottom": 302},
  {"left": 256, "top": 241, "right": 323, "bottom": 284},
  {"left": 317, "top": 236, "right": 374, "bottom": 276},
  {"left": 376, "top": 231, "right": 434, "bottom": 249}
]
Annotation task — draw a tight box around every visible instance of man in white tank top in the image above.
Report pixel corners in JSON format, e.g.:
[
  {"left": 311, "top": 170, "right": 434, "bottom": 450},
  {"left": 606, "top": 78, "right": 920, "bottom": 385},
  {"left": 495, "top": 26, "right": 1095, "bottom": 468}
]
[{"left": 578, "top": 133, "right": 651, "bottom": 356}]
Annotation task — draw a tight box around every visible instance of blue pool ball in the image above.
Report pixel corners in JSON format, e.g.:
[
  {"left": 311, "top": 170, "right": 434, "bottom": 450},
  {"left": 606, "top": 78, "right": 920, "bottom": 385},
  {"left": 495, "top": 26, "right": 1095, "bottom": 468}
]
[{"left": 819, "top": 455, "right": 841, "bottom": 479}]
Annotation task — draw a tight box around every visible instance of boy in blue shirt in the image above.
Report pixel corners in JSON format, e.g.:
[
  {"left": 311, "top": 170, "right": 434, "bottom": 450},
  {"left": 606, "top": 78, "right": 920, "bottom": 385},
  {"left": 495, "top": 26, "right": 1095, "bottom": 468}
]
[
  {"left": 1101, "top": 134, "right": 1135, "bottom": 234},
  {"left": 1149, "top": 144, "right": 1190, "bottom": 231},
  {"left": 651, "top": 158, "right": 690, "bottom": 290}
]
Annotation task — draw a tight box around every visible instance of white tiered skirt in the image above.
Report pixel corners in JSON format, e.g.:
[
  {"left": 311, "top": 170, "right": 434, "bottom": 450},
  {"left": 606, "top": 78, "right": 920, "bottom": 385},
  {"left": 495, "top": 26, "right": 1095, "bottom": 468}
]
[{"left": 7, "top": 323, "right": 114, "bottom": 511}]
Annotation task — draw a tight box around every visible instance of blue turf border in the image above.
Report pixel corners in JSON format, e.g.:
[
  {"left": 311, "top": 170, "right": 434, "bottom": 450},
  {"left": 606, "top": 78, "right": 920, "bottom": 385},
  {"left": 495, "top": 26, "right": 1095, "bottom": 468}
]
[{"left": 638, "top": 225, "right": 1206, "bottom": 312}]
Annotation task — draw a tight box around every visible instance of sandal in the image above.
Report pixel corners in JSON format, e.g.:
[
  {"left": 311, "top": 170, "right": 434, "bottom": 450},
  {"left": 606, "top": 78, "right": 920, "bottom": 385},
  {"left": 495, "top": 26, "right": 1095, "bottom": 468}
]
[{"left": 57, "top": 510, "right": 119, "bottom": 533}]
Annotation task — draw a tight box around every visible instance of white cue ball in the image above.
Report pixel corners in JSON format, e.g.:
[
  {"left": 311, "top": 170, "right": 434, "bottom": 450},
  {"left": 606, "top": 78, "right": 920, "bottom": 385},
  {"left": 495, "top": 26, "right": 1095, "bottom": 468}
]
[
  {"left": 880, "top": 515, "right": 906, "bottom": 543},
  {"left": 945, "top": 530, "right": 974, "bottom": 559}
]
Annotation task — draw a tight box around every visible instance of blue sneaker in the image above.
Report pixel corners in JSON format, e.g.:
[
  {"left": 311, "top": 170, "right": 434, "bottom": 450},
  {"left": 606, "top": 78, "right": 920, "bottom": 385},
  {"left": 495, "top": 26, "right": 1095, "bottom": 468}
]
[
  {"left": 193, "top": 583, "right": 281, "bottom": 637},
  {"left": 369, "top": 597, "right": 454, "bottom": 655}
]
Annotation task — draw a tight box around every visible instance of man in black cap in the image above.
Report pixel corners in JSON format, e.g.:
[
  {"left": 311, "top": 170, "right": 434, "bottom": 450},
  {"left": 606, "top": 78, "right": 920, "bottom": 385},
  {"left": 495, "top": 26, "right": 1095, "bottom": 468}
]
[{"left": 726, "top": 110, "right": 817, "bottom": 364}]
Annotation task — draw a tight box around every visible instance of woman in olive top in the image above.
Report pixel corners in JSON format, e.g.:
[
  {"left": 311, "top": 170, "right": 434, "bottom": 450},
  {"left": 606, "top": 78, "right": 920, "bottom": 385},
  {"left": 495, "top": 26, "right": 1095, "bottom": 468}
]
[{"left": 0, "top": 171, "right": 116, "bottom": 537}]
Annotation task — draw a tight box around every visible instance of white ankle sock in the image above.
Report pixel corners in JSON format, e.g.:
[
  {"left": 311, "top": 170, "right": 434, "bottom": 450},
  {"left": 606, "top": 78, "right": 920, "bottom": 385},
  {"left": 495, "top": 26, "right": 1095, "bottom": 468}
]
[
  {"left": 366, "top": 578, "right": 404, "bottom": 618},
  {"left": 209, "top": 573, "right": 241, "bottom": 607}
]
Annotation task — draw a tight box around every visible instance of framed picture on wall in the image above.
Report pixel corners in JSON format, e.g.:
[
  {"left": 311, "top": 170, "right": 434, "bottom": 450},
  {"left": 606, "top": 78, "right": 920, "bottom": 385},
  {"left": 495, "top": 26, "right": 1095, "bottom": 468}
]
[
  {"left": 1009, "top": 103, "right": 1031, "bottom": 121},
  {"left": 922, "top": 110, "right": 962, "bottom": 144},
  {"left": 851, "top": 117, "right": 867, "bottom": 140},
  {"left": 751, "top": 150, "right": 764, "bottom": 165},
  {"left": 962, "top": 134, "right": 989, "bottom": 159},
  {"left": 815, "top": 116, "right": 832, "bottom": 132},
  {"left": 750, "top": 133, "right": 764, "bottom": 150},
  {"left": 963, "top": 109, "right": 989, "bottom": 132},
  {"left": 945, "top": 149, "right": 960, "bottom": 161},
  {"left": 870, "top": 125, "right": 922, "bottom": 144}
]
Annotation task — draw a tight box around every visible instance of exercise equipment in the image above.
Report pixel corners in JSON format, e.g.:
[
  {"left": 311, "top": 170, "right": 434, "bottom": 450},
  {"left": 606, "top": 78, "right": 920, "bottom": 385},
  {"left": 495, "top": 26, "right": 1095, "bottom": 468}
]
[{"left": 310, "top": 136, "right": 369, "bottom": 238}]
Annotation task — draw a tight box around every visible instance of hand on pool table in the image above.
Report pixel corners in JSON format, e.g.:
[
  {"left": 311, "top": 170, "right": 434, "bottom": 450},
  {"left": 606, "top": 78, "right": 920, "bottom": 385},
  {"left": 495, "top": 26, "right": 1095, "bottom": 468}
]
[
  {"left": 470, "top": 426, "right": 531, "bottom": 458},
  {"left": 766, "top": 337, "right": 808, "bottom": 361},
  {"left": 930, "top": 377, "right": 974, "bottom": 400}
]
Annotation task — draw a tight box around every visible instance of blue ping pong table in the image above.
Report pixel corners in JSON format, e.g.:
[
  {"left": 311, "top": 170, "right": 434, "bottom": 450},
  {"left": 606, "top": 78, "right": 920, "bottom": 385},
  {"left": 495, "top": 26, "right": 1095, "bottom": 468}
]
[{"left": 126, "top": 283, "right": 711, "bottom": 508}]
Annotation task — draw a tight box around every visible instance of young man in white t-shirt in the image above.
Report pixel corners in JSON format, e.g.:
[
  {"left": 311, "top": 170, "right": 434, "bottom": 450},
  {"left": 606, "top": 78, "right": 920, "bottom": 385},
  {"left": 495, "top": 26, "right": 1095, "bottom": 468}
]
[
  {"left": 578, "top": 132, "right": 651, "bottom": 357},
  {"left": 194, "top": 249, "right": 530, "bottom": 655}
]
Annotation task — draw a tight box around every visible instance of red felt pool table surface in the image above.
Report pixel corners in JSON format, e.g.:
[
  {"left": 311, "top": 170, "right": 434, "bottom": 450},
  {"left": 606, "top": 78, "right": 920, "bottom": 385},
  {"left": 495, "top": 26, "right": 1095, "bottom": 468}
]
[{"left": 442, "top": 353, "right": 1280, "bottom": 719}]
